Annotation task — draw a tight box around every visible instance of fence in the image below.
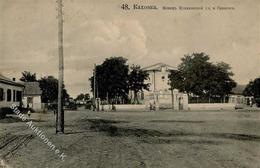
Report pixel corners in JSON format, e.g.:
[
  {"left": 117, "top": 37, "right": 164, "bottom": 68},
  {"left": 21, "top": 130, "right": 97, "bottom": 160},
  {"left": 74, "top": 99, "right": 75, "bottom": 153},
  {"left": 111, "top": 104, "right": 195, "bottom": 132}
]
[{"left": 188, "top": 96, "right": 228, "bottom": 104}]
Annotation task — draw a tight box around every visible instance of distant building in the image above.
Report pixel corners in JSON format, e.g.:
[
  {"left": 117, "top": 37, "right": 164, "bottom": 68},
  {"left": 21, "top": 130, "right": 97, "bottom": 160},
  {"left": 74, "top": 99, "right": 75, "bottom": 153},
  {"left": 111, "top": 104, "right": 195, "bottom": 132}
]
[
  {"left": 231, "top": 84, "right": 246, "bottom": 95},
  {"left": 142, "top": 63, "right": 177, "bottom": 92},
  {"left": 228, "top": 84, "right": 253, "bottom": 106},
  {"left": 140, "top": 63, "right": 188, "bottom": 110},
  {"left": 22, "top": 82, "right": 42, "bottom": 111}
]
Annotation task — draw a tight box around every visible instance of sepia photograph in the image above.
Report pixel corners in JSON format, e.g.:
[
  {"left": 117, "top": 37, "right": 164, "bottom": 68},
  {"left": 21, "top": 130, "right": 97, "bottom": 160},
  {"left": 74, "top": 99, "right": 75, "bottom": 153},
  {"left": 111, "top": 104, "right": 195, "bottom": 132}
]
[{"left": 0, "top": 0, "right": 260, "bottom": 167}]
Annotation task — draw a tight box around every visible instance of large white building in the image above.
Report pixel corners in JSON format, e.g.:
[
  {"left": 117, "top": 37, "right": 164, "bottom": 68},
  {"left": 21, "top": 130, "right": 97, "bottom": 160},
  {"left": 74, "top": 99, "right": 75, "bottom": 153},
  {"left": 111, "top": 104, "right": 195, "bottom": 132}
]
[
  {"left": 141, "top": 63, "right": 188, "bottom": 110},
  {"left": 142, "top": 63, "right": 177, "bottom": 93}
]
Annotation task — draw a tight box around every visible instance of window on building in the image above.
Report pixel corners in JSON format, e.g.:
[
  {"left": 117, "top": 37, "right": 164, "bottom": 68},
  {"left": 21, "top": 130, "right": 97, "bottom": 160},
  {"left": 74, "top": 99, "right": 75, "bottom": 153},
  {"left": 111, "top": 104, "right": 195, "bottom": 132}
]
[
  {"left": 7, "top": 89, "right": 12, "bottom": 102},
  {"left": 0, "top": 88, "right": 4, "bottom": 101},
  {"left": 13, "top": 90, "right": 16, "bottom": 102},
  {"left": 16, "top": 91, "right": 22, "bottom": 102},
  {"left": 162, "top": 76, "right": 165, "bottom": 81}
]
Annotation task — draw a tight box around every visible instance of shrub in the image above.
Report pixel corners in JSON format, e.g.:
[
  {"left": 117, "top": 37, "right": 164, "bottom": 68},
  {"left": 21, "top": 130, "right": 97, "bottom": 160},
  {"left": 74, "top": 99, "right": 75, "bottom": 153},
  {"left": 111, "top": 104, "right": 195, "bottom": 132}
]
[
  {"left": 0, "top": 108, "right": 6, "bottom": 119},
  {"left": 85, "top": 101, "right": 92, "bottom": 110},
  {"left": 255, "top": 98, "right": 260, "bottom": 107}
]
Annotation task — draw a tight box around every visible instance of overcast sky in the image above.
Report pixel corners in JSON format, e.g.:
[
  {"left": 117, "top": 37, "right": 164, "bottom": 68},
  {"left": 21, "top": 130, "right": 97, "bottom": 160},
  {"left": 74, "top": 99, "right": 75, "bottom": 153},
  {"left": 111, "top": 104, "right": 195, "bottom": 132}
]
[{"left": 0, "top": 0, "right": 259, "bottom": 97}]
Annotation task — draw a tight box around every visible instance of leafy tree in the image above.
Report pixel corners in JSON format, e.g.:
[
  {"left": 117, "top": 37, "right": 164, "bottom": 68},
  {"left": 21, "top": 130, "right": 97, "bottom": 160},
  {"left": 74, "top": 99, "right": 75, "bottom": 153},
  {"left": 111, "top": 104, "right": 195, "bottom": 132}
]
[
  {"left": 243, "top": 78, "right": 260, "bottom": 97},
  {"left": 75, "top": 93, "right": 85, "bottom": 101},
  {"left": 212, "top": 62, "right": 236, "bottom": 98},
  {"left": 177, "top": 53, "right": 213, "bottom": 95},
  {"left": 84, "top": 93, "right": 90, "bottom": 101},
  {"left": 90, "top": 57, "right": 129, "bottom": 103},
  {"left": 168, "top": 53, "right": 237, "bottom": 101},
  {"left": 168, "top": 70, "right": 185, "bottom": 91},
  {"left": 20, "top": 71, "right": 37, "bottom": 82},
  {"left": 128, "top": 65, "right": 150, "bottom": 104},
  {"left": 38, "top": 76, "right": 69, "bottom": 103},
  {"left": 75, "top": 93, "right": 90, "bottom": 101}
]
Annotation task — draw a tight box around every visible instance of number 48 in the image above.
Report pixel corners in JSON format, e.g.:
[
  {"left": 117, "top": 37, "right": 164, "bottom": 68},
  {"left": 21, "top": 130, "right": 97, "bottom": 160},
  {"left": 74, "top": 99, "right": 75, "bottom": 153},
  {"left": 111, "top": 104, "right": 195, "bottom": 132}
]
[{"left": 121, "top": 4, "right": 130, "bottom": 10}]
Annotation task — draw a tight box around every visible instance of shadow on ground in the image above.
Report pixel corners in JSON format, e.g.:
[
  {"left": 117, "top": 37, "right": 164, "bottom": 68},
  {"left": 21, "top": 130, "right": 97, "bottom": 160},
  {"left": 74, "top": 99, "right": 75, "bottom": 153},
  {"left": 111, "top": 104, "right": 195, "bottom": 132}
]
[
  {"left": 85, "top": 119, "right": 260, "bottom": 144},
  {"left": 149, "top": 120, "right": 206, "bottom": 123},
  {"left": 0, "top": 116, "right": 44, "bottom": 123}
]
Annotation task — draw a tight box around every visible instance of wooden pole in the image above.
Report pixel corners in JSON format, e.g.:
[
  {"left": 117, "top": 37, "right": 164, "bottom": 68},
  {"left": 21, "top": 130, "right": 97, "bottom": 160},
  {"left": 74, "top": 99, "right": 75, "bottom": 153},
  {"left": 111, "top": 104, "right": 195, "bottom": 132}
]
[
  {"left": 93, "top": 64, "right": 96, "bottom": 111},
  {"left": 96, "top": 66, "right": 99, "bottom": 111},
  {"left": 56, "top": 0, "right": 64, "bottom": 133},
  {"left": 171, "top": 88, "right": 174, "bottom": 110}
]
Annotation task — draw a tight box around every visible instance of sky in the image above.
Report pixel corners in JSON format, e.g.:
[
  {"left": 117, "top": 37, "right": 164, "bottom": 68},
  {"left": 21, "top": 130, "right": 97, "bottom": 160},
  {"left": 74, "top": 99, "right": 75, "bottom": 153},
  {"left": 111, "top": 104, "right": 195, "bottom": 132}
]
[{"left": 0, "top": 0, "right": 259, "bottom": 98}]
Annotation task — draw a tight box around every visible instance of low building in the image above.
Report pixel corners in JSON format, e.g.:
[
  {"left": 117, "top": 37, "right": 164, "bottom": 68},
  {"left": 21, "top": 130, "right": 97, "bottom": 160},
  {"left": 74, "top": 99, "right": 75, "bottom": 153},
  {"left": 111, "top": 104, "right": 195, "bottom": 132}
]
[
  {"left": 22, "top": 82, "right": 42, "bottom": 111},
  {"left": 0, "top": 74, "right": 24, "bottom": 118},
  {"left": 228, "top": 84, "right": 253, "bottom": 106}
]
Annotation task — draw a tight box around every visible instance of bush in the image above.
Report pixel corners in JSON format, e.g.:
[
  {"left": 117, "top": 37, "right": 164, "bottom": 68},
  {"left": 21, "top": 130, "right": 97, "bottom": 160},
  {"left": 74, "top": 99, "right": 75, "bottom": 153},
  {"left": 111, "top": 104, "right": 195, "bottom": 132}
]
[
  {"left": 0, "top": 108, "right": 6, "bottom": 119},
  {"left": 48, "top": 103, "right": 57, "bottom": 110},
  {"left": 111, "top": 104, "right": 116, "bottom": 111},
  {"left": 255, "top": 98, "right": 260, "bottom": 107},
  {"left": 85, "top": 101, "right": 92, "bottom": 110},
  {"left": 66, "top": 102, "right": 77, "bottom": 110}
]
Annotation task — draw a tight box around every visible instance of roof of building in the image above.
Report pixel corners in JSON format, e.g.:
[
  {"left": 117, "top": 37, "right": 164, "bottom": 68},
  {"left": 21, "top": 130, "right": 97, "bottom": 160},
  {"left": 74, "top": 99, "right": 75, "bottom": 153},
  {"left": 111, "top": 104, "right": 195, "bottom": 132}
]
[
  {"left": 0, "top": 73, "right": 24, "bottom": 87},
  {"left": 23, "top": 82, "right": 42, "bottom": 96},
  {"left": 142, "top": 63, "right": 177, "bottom": 71},
  {"left": 231, "top": 84, "right": 246, "bottom": 95}
]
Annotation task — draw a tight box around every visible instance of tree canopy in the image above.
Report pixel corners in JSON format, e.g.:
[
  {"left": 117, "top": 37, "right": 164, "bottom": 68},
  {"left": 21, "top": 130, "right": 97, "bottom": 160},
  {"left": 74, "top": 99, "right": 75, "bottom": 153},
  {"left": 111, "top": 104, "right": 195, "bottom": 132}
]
[
  {"left": 38, "top": 76, "right": 69, "bottom": 103},
  {"left": 90, "top": 57, "right": 129, "bottom": 102},
  {"left": 20, "top": 71, "right": 37, "bottom": 82},
  {"left": 75, "top": 93, "right": 90, "bottom": 101},
  {"left": 168, "top": 53, "right": 237, "bottom": 99},
  {"left": 128, "top": 64, "right": 150, "bottom": 104},
  {"left": 243, "top": 78, "right": 260, "bottom": 98}
]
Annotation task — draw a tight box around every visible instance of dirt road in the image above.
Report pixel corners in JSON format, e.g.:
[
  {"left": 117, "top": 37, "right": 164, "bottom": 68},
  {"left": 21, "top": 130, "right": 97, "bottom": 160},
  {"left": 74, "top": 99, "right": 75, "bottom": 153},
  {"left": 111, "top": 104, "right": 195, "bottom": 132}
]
[{"left": 0, "top": 109, "right": 260, "bottom": 168}]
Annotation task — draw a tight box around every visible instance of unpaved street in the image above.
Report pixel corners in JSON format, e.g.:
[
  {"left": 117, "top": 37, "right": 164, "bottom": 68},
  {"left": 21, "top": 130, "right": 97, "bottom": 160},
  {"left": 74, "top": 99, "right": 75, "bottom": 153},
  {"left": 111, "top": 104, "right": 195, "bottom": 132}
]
[{"left": 1, "top": 109, "right": 260, "bottom": 168}]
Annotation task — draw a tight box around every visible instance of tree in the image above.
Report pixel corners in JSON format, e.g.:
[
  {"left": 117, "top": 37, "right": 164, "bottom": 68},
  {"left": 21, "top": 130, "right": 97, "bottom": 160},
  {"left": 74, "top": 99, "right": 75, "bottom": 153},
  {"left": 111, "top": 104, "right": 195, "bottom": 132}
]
[
  {"left": 243, "top": 78, "right": 260, "bottom": 107},
  {"left": 84, "top": 93, "right": 90, "bottom": 101},
  {"left": 128, "top": 65, "right": 150, "bottom": 104},
  {"left": 90, "top": 57, "right": 129, "bottom": 103},
  {"left": 243, "top": 80, "right": 254, "bottom": 96},
  {"left": 168, "top": 53, "right": 237, "bottom": 101},
  {"left": 212, "top": 62, "right": 236, "bottom": 99},
  {"left": 75, "top": 93, "right": 85, "bottom": 101},
  {"left": 75, "top": 93, "right": 90, "bottom": 101},
  {"left": 243, "top": 78, "right": 260, "bottom": 97},
  {"left": 168, "top": 70, "right": 185, "bottom": 91},
  {"left": 38, "top": 76, "right": 69, "bottom": 103},
  {"left": 20, "top": 71, "right": 37, "bottom": 82}
]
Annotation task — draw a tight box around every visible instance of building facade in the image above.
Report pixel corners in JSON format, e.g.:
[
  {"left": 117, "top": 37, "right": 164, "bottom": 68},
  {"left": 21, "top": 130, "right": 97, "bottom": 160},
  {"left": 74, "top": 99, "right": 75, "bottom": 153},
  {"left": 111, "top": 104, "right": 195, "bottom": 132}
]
[
  {"left": 22, "top": 82, "right": 42, "bottom": 111},
  {"left": 141, "top": 63, "right": 188, "bottom": 110},
  {"left": 142, "top": 63, "right": 176, "bottom": 93},
  {"left": 0, "top": 74, "right": 24, "bottom": 118}
]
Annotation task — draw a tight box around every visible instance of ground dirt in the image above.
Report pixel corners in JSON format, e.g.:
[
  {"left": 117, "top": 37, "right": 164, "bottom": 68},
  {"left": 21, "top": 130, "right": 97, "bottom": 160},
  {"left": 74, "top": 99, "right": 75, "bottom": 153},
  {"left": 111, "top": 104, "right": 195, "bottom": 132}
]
[{"left": 0, "top": 108, "right": 260, "bottom": 168}]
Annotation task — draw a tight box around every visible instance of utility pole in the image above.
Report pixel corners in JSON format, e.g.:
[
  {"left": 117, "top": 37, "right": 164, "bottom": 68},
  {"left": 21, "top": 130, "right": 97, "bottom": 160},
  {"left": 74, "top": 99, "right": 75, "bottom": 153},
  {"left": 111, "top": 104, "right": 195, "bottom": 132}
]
[
  {"left": 93, "top": 64, "right": 96, "bottom": 111},
  {"left": 56, "top": 0, "right": 64, "bottom": 133},
  {"left": 96, "top": 68, "right": 99, "bottom": 111},
  {"left": 171, "top": 88, "right": 174, "bottom": 110}
]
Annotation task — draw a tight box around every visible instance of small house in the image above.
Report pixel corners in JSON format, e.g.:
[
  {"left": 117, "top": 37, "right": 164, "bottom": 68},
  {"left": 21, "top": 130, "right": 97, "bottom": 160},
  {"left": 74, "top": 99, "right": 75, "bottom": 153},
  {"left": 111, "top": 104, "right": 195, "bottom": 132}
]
[{"left": 22, "top": 82, "right": 42, "bottom": 111}]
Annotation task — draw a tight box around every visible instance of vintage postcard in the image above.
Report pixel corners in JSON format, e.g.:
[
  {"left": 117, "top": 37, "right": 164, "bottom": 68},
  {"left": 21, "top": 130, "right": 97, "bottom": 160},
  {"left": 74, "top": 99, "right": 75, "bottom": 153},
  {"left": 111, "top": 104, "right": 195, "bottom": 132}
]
[{"left": 0, "top": 0, "right": 260, "bottom": 167}]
